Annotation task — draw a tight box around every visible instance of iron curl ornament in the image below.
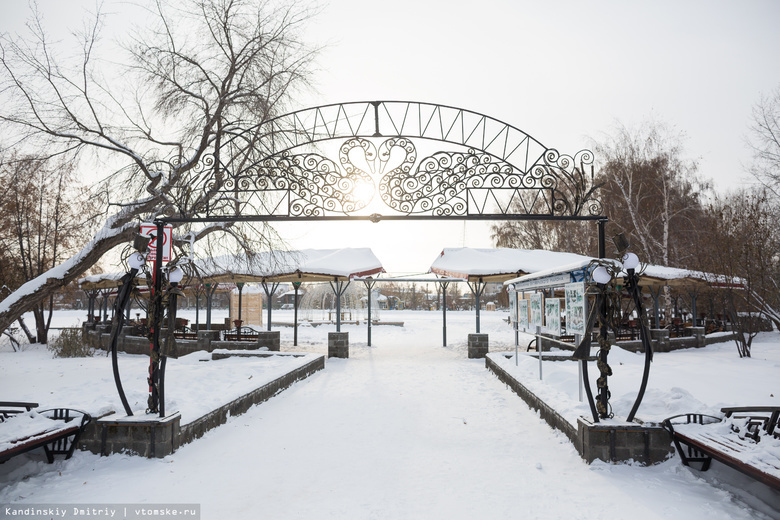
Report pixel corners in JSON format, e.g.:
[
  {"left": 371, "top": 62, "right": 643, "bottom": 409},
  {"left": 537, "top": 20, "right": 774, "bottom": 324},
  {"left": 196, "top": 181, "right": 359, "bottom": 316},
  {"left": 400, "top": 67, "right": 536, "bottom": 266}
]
[{"left": 192, "top": 136, "right": 603, "bottom": 220}]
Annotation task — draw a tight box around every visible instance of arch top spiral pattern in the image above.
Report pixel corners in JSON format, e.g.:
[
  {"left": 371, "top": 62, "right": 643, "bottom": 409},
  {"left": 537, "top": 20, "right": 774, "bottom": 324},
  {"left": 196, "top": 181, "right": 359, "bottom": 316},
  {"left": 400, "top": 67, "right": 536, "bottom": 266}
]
[{"left": 179, "top": 101, "right": 603, "bottom": 221}]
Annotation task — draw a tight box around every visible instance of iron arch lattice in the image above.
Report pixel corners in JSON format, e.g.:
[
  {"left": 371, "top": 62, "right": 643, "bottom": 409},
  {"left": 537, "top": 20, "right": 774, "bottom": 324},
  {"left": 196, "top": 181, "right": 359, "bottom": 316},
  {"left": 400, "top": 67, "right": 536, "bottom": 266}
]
[{"left": 165, "top": 101, "right": 604, "bottom": 223}]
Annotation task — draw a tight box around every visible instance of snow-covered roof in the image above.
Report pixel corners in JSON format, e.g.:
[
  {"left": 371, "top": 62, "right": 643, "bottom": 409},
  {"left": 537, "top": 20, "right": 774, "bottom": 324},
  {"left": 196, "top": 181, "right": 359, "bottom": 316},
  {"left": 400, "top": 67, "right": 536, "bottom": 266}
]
[
  {"left": 77, "top": 249, "right": 384, "bottom": 289},
  {"left": 196, "top": 248, "right": 385, "bottom": 283},
  {"left": 78, "top": 272, "right": 148, "bottom": 290},
  {"left": 430, "top": 248, "right": 594, "bottom": 282},
  {"left": 503, "top": 258, "right": 744, "bottom": 291}
]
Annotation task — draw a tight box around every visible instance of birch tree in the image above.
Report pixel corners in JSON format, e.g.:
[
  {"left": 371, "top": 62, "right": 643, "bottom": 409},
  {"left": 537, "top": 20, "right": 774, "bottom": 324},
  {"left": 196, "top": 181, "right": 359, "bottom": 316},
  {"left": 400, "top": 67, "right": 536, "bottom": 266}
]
[
  {"left": 748, "top": 84, "right": 780, "bottom": 197},
  {"left": 0, "top": 0, "right": 316, "bottom": 336},
  {"left": 593, "top": 120, "right": 710, "bottom": 268}
]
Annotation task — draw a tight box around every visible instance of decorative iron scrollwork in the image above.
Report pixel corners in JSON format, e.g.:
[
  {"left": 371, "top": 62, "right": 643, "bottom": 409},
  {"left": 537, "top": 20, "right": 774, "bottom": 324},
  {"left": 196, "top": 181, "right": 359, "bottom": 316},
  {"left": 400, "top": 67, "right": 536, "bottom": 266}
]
[{"left": 195, "top": 136, "right": 602, "bottom": 219}]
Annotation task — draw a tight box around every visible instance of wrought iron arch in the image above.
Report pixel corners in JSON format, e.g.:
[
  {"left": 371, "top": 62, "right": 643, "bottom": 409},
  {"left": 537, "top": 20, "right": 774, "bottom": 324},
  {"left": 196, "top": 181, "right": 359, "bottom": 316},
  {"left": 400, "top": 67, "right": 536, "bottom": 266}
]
[
  {"left": 167, "top": 101, "right": 604, "bottom": 223},
  {"left": 123, "top": 101, "right": 615, "bottom": 424}
]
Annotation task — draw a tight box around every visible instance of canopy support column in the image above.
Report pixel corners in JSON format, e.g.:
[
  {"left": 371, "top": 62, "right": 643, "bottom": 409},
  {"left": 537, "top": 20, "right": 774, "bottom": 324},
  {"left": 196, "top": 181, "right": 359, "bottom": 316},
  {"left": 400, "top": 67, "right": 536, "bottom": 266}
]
[
  {"left": 441, "top": 281, "right": 450, "bottom": 347},
  {"left": 293, "top": 281, "right": 302, "bottom": 346},
  {"left": 204, "top": 283, "right": 218, "bottom": 330},
  {"left": 261, "top": 280, "right": 280, "bottom": 332},
  {"left": 467, "top": 278, "right": 487, "bottom": 333},
  {"left": 648, "top": 286, "right": 661, "bottom": 329},
  {"left": 329, "top": 280, "right": 351, "bottom": 332},
  {"left": 235, "top": 282, "right": 245, "bottom": 340},
  {"left": 362, "top": 279, "right": 376, "bottom": 346}
]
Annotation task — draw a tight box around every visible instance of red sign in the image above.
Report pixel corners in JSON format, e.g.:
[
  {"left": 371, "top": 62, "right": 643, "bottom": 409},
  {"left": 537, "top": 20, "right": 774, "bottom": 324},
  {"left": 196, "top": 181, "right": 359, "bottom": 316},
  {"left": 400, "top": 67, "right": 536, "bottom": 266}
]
[{"left": 140, "top": 223, "right": 173, "bottom": 262}]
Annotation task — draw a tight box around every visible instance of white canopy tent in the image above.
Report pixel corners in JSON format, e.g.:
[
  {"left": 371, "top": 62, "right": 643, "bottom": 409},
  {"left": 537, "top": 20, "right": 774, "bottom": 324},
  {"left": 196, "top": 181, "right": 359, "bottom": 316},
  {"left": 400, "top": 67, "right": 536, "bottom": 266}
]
[
  {"left": 430, "top": 248, "right": 596, "bottom": 333},
  {"left": 194, "top": 248, "right": 385, "bottom": 338}
]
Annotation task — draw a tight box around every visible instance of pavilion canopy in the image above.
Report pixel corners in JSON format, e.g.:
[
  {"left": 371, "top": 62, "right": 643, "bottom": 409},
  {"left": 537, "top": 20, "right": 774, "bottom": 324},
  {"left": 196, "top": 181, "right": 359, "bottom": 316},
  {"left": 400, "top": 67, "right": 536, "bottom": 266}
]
[
  {"left": 195, "top": 248, "right": 385, "bottom": 284},
  {"left": 502, "top": 257, "right": 743, "bottom": 292},
  {"left": 78, "top": 248, "right": 385, "bottom": 291},
  {"left": 429, "top": 248, "right": 594, "bottom": 283},
  {"left": 79, "top": 272, "right": 147, "bottom": 291}
]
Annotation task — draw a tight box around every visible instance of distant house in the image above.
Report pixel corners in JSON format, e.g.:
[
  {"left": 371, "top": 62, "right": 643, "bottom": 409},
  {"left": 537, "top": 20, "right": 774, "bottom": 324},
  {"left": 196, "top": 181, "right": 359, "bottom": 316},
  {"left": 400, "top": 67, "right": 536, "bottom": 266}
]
[
  {"left": 279, "top": 287, "right": 306, "bottom": 308},
  {"left": 360, "top": 291, "right": 387, "bottom": 309}
]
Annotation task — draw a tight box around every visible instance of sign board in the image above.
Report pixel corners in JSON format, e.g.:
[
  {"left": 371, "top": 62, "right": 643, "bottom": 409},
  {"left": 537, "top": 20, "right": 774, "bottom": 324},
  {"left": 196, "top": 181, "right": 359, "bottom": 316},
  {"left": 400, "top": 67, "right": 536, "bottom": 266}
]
[
  {"left": 517, "top": 298, "right": 529, "bottom": 332},
  {"left": 512, "top": 272, "right": 572, "bottom": 292},
  {"left": 564, "top": 282, "right": 587, "bottom": 335},
  {"left": 509, "top": 291, "right": 516, "bottom": 323},
  {"left": 544, "top": 298, "right": 562, "bottom": 336},
  {"left": 140, "top": 223, "right": 173, "bottom": 262},
  {"left": 529, "top": 293, "right": 544, "bottom": 328}
]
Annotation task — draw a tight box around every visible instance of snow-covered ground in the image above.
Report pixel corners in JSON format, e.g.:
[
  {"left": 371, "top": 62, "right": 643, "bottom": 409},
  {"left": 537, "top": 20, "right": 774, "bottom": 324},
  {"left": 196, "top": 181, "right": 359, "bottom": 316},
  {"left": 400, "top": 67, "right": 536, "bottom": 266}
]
[{"left": 1, "top": 309, "right": 779, "bottom": 519}]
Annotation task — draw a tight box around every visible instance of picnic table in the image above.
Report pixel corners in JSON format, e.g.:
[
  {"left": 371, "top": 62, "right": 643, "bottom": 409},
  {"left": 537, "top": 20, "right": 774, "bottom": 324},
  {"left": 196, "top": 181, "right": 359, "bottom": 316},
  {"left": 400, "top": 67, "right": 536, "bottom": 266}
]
[
  {"left": 663, "top": 406, "right": 780, "bottom": 490},
  {"left": 0, "top": 401, "right": 91, "bottom": 463}
]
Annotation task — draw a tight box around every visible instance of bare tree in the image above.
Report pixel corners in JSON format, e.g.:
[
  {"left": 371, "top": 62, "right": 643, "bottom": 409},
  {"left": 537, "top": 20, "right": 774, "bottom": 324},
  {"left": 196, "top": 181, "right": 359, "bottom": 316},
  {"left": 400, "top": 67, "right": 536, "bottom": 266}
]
[
  {"left": 747, "top": 84, "right": 780, "bottom": 197},
  {"left": 489, "top": 151, "right": 603, "bottom": 256},
  {"left": 698, "top": 188, "right": 780, "bottom": 357},
  {"left": 0, "top": 0, "right": 316, "bottom": 335},
  {"left": 593, "top": 119, "right": 710, "bottom": 267},
  {"left": 491, "top": 219, "right": 598, "bottom": 256},
  {"left": 0, "top": 154, "right": 93, "bottom": 343}
]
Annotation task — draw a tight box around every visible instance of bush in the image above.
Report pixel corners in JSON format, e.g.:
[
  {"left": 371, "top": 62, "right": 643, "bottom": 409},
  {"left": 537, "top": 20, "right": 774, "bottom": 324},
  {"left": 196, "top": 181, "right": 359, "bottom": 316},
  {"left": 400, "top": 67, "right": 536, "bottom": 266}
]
[{"left": 49, "top": 328, "right": 94, "bottom": 358}]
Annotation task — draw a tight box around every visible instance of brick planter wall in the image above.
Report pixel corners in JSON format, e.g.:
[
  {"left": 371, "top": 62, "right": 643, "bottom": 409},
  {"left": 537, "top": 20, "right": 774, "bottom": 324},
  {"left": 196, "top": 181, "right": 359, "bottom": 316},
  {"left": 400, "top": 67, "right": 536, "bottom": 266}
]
[
  {"left": 79, "top": 355, "right": 325, "bottom": 458},
  {"left": 485, "top": 355, "right": 672, "bottom": 465}
]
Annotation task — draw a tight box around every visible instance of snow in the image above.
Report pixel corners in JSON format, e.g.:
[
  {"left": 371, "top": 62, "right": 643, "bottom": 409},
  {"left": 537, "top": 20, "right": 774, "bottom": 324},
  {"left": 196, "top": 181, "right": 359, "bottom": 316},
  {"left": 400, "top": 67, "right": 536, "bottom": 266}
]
[
  {"left": 1, "top": 309, "right": 779, "bottom": 519},
  {"left": 196, "top": 248, "right": 385, "bottom": 280},
  {"left": 430, "top": 247, "right": 596, "bottom": 279}
]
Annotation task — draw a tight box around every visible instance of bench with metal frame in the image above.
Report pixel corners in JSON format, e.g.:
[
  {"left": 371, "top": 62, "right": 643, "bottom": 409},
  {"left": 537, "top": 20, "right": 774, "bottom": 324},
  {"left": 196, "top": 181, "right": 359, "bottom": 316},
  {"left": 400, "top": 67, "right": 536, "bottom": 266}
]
[
  {"left": 0, "top": 401, "right": 92, "bottom": 464},
  {"left": 663, "top": 407, "right": 780, "bottom": 490},
  {"left": 223, "top": 326, "right": 260, "bottom": 342}
]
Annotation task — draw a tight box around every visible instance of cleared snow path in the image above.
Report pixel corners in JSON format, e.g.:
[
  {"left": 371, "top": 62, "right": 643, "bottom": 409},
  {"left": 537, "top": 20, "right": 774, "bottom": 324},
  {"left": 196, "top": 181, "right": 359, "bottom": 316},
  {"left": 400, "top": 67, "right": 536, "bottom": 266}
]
[{"left": 0, "top": 337, "right": 773, "bottom": 519}]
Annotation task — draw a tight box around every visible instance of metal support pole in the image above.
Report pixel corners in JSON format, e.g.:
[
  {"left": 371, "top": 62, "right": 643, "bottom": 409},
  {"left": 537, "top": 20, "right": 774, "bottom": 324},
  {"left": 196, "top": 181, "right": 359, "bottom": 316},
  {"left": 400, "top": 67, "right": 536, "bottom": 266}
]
[
  {"left": 537, "top": 325, "right": 543, "bottom": 380},
  {"left": 293, "top": 282, "right": 301, "bottom": 347},
  {"left": 441, "top": 281, "right": 450, "bottom": 347},
  {"left": 205, "top": 283, "right": 217, "bottom": 330},
  {"left": 468, "top": 278, "right": 486, "bottom": 334},
  {"left": 195, "top": 285, "right": 201, "bottom": 332},
  {"left": 514, "top": 291, "right": 520, "bottom": 366},
  {"left": 595, "top": 218, "right": 611, "bottom": 419},
  {"left": 102, "top": 291, "right": 109, "bottom": 322},
  {"left": 649, "top": 286, "right": 661, "bottom": 329},
  {"left": 236, "top": 282, "right": 244, "bottom": 340},
  {"left": 626, "top": 269, "right": 654, "bottom": 423},
  {"left": 261, "top": 281, "right": 279, "bottom": 332},
  {"left": 109, "top": 270, "right": 138, "bottom": 416},
  {"left": 329, "top": 280, "right": 350, "bottom": 332},
  {"left": 149, "top": 220, "right": 165, "bottom": 416},
  {"left": 363, "top": 280, "right": 375, "bottom": 347},
  {"left": 575, "top": 333, "right": 582, "bottom": 401},
  {"left": 335, "top": 281, "right": 342, "bottom": 332}
]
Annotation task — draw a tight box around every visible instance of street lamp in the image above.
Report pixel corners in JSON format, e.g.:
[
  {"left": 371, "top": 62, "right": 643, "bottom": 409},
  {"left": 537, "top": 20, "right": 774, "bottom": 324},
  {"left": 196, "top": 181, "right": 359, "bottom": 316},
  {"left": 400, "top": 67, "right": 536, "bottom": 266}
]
[
  {"left": 622, "top": 252, "right": 640, "bottom": 271},
  {"left": 592, "top": 266, "right": 612, "bottom": 284}
]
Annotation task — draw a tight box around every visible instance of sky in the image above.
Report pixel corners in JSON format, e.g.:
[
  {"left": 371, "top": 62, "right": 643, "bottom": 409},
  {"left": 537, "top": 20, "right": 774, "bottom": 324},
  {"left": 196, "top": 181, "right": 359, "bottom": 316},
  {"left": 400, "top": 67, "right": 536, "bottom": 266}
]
[{"left": 2, "top": 0, "right": 780, "bottom": 274}]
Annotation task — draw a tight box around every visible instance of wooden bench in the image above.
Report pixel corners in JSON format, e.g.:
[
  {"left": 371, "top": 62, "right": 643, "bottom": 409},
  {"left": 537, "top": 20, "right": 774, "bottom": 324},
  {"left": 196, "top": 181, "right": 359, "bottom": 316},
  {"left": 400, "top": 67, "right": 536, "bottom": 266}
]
[
  {"left": 663, "top": 407, "right": 780, "bottom": 490},
  {"left": 173, "top": 329, "right": 198, "bottom": 340},
  {"left": 0, "top": 402, "right": 91, "bottom": 464},
  {"left": 223, "top": 326, "right": 259, "bottom": 342}
]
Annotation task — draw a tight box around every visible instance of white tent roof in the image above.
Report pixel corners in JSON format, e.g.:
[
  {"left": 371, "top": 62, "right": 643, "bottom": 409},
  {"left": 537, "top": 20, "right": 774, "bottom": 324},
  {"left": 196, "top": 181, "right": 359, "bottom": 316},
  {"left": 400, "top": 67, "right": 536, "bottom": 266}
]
[
  {"left": 196, "top": 248, "right": 385, "bottom": 283},
  {"left": 430, "top": 247, "right": 594, "bottom": 282}
]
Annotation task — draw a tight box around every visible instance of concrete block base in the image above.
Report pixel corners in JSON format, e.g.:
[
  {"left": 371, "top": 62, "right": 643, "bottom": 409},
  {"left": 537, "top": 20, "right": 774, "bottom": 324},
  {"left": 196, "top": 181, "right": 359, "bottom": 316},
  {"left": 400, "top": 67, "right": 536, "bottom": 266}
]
[
  {"left": 468, "top": 333, "right": 489, "bottom": 359},
  {"left": 577, "top": 417, "right": 673, "bottom": 465},
  {"left": 257, "top": 331, "right": 281, "bottom": 351},
  {"left": 328, "top": 332, "right": 349, "bottom": 358},
  {"left": 84, "top": 412, "right": 181, "bottom": 458}
]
